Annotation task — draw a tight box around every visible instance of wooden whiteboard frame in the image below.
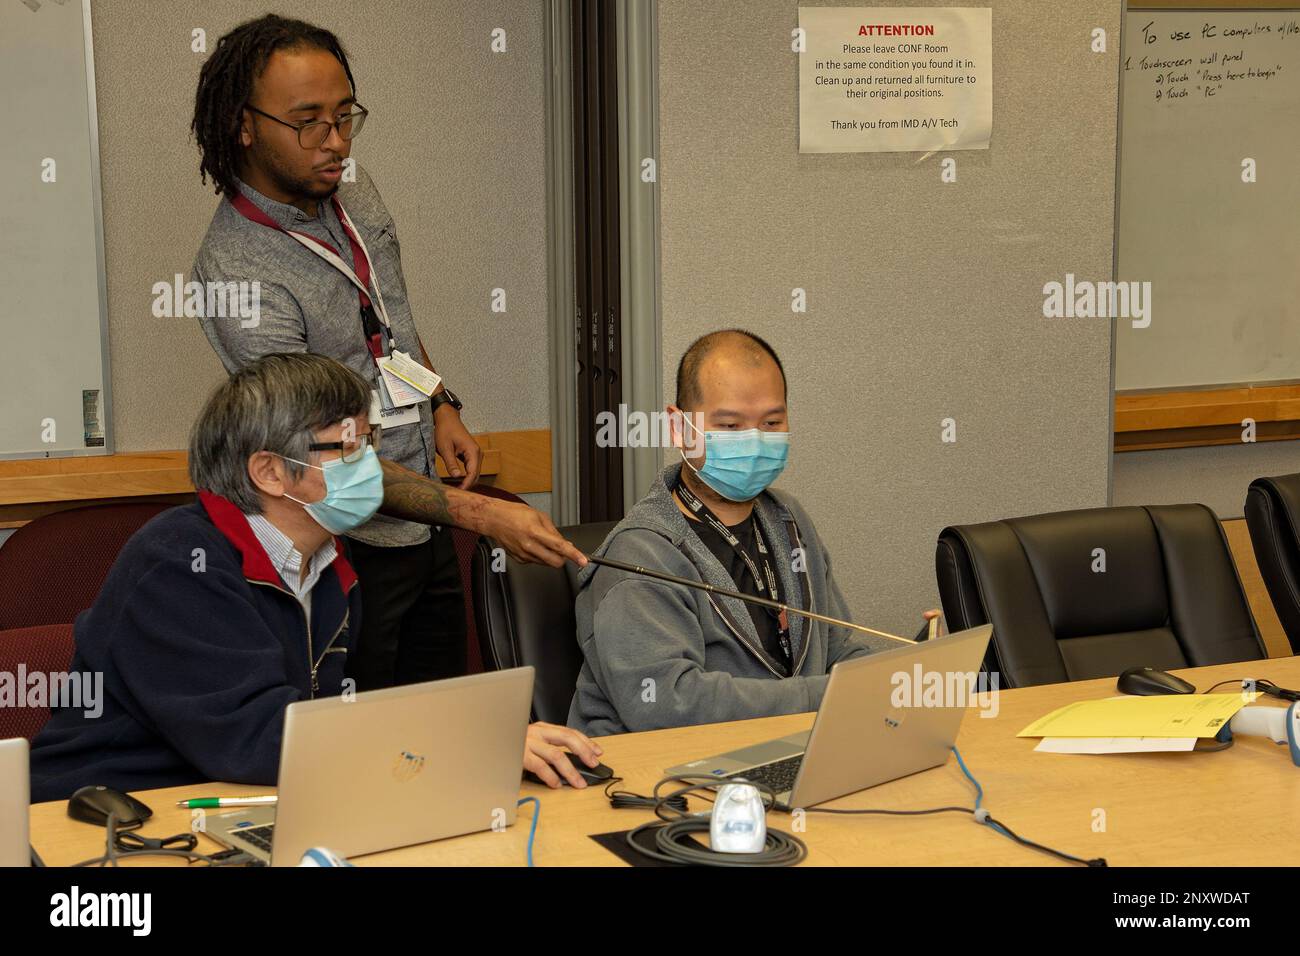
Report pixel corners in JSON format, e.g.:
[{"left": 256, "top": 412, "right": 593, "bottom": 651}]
[
  {"left": 1134, "top": 1, "right": 1296, "bottom": 7},
  {"left": 1114, "top": 1, "right": 1300, "bottom": 451}
]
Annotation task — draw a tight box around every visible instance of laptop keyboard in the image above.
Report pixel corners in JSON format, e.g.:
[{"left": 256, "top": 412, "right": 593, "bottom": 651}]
[
  {"left": 727, "top": 754, "right": 804, "bottom": 795},
  {"left": 228, "top": 823, "right": 275, "bottom": 853}
]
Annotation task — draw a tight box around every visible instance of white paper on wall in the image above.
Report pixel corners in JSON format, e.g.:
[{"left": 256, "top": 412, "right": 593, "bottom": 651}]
[{"left": 799, "top": 6, "right": 993, "bottom": 153}]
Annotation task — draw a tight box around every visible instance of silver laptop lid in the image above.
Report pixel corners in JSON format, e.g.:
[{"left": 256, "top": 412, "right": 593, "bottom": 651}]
[
  {"left": 270, "top": 666, "right": 534, "bottom": 866},
  {"left": 788, "top": 624, "right": 993, "bottom": 809},
  {"left": 0, "top": 737, "right": 30, "bottom": 867}
]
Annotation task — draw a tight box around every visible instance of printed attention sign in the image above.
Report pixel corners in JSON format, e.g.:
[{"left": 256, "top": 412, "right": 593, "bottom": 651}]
[{"left": 799, "top": 7, "right": 993, "bottom": 153}]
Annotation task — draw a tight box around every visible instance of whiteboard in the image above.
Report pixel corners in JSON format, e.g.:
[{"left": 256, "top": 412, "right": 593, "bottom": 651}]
[
  {"left": 0, "top": 0, "right": 111, "bottom": 457},
  {"left": 1115, "top": 9, "right": 1300, "bottom": 391}
]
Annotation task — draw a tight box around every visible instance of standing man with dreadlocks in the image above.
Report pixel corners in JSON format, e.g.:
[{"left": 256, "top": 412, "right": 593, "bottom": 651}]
[{"left": 188, "top": 14, "right": 580, "bottom": 722}]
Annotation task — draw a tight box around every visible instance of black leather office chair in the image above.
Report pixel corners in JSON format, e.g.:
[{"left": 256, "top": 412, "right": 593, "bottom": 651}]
[
  {"left": 936, "top": 504, "right": 1266, "bottom": 688},
  {"left": 471, "top": 521, "right": 618, "bottom": 723},
  {"left": 1245, "top": 474, "right": 1300, "bottom": 655}
]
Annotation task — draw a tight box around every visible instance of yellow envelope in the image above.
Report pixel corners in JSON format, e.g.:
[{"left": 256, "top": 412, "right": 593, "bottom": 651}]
[{"left": 1018, "top": 693, "right": 1257, "bottom": 739}]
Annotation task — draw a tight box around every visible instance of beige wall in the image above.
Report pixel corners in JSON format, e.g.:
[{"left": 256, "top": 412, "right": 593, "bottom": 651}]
[
  {"left": 656, "top": 0, "right": 1121, "bottom": 635},
  {"left": 88, "top": 0, "right": 551, "bottom": 451}
]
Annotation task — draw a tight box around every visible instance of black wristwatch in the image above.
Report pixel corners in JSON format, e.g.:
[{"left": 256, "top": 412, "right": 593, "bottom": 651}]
[{"left": 430, "top": 387, "right": 463, "bottom": 413}]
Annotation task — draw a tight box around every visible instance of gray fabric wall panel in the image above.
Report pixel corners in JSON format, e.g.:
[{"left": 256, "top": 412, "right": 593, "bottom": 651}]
[
  {"left": 89, "top": 0, "right": 550, "bottom": 450},
  {"left": 1115, "top": 441, "right": 1300, "bottom": 521},
  {"left": 656, "top": 0, "right": 1120, "bottom": 635}
]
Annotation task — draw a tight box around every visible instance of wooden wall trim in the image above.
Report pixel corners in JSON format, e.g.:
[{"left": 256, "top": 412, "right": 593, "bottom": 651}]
[
  {"left": 1132, "top": 1, "right": 1298, "bottom": 8},
  {"left": 463, "top": 429, "right": 551, "bottom": 495},
  {"left": 0, "top": 429, "right": 552, "bottom": 523},
  {"left": 1115, "top": 384, "right": 1300, "bottom": 452}
]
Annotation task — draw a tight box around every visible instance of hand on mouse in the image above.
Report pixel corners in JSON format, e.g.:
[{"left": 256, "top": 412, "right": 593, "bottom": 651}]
[{"left": 523, "top": 722, "right": 604, "bottom": 789}]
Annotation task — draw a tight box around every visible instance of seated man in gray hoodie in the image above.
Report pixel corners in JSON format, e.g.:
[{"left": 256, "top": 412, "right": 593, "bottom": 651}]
[{"left": 569, "top": 329, "right": 938, "bottom": 735}]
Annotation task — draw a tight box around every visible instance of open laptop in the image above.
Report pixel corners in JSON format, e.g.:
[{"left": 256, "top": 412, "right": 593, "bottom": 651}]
[
  {"left": 207, "top": 666, "right": 533, "bottom": 866},
  {"left": 0, "top": 738, "right": 30, "bottom": 867},
  {"left": 665, "top": 625, "right": 994, "bottom": 809}
]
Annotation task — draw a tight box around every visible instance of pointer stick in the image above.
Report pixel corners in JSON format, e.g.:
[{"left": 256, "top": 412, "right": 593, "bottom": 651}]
[{"left": 585, "top": 554, "right": 916, "bottom": 646}]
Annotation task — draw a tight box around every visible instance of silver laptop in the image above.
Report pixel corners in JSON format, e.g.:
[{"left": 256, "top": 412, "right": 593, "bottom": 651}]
[
  {"left": 0, "top": 738, "right": 29, "bottom": 867},
  {"left": 207, "top": 667, "right": 533, "bottom": 866},
  {"left": 666, "top": 625, "right": 993, "bottom": 809}
]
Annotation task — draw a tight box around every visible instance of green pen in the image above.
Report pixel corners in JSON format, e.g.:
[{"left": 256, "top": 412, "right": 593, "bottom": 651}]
[{"left": 176, "top": 795, "right": 278, "bottom": 809}]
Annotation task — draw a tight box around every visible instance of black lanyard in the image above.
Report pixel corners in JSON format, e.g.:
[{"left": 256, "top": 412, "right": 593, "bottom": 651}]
[{"left": 675, "top": 477, "right": 793, "bottom": 666}]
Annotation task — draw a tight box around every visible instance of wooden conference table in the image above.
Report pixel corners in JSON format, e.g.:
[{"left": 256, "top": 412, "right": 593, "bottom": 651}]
[{"left": 30, "top": 656, "right": 1300, "bottom": 866}]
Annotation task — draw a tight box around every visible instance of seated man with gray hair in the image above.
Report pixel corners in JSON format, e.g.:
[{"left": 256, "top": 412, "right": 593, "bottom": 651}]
[{"left": 30, "top": 353, "right": 599, "bottom": 801}]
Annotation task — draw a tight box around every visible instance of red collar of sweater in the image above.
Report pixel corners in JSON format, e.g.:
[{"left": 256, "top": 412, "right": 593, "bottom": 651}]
[{"left": 197, "top": 490, "right": 358, "bottom": 595}]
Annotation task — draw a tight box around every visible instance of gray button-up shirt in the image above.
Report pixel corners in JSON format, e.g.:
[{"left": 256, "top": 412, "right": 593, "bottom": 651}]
[{"left": 193, "top": 165, "right": 437, "bottom": 548}]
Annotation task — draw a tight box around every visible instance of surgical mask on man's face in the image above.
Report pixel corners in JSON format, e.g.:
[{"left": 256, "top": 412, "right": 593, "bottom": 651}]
[
  {"left": 679, "top": 413, "right": 790, "bottom": 502},
  {"left": 279, "top": 446, "right": 384, "bottom": 534}
]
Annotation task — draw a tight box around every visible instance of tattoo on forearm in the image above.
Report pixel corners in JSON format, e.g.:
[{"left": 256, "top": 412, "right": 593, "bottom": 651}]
[{"left": 378, "top": 460, "right": 454, "bottom": 526}]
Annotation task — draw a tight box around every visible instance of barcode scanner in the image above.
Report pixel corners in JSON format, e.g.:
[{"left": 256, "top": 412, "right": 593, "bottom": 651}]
[{"left": 1226, "top": 702, "right": 1300, "bottom": 767}]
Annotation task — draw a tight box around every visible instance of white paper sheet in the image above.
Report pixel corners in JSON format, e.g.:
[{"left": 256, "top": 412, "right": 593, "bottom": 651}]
[{"left": 1034, "top": 736, "right": 1198, "bottom": 754}]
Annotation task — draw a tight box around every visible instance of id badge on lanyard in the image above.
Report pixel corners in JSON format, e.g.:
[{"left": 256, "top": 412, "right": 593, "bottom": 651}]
[{"left": 230, "top": 192, "right": 424, "bottom": 428}]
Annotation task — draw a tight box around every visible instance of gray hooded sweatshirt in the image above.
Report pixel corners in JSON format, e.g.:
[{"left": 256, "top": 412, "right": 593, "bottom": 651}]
[{"left": 568, "top": 463, "right": 895, "bottom": 735}]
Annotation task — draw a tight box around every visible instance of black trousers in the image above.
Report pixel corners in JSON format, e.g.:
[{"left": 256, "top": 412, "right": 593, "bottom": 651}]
[{"left": 344, "top": 526, "right": 467, "bottom": 691}]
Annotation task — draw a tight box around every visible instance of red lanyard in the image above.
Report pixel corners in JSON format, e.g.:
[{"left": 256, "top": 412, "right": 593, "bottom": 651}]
[{"left": 229, "top": 190, "right": 387, "bottom": 358}]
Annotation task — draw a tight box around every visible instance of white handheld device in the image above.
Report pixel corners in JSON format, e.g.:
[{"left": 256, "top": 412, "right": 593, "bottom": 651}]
[{"left": 1227, "top": 702, "right": 1300, "bottom": 766}]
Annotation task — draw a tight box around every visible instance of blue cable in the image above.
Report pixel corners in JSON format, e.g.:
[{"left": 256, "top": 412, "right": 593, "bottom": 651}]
[
  {"left": 950, "top": 745, "right": 1010, "bottom": 837},
  {"left": 516, "top": 796, "right": 540, "bottom": 867}
]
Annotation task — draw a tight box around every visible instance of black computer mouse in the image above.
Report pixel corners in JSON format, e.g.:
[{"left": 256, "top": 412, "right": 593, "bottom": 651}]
[
  {"left": 67, "top": 785, "right": 153, "bottom": 828},
  {"left": 1117, "top": 666, "right": 1196, "bottom": 696},
  {"left": 524, "top": 752, "right": 615, "bottom": 787}
]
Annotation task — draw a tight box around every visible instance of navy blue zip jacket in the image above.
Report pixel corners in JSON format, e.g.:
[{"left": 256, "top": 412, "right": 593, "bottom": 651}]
[{"left": 29, "top": 491, "right": 360, "bottom": 802}]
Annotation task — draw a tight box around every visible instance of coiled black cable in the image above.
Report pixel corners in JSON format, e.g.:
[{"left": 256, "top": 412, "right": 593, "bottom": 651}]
[
  {"left": 624, "top": 775, "right": 807, "bottom": 867},
  {"left": 604, "top": 776, "right": 690, "bottom": 812}
]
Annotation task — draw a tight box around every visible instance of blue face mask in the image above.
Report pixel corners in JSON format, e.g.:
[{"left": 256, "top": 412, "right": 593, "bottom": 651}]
[
  {"left": 680, "top": 415, "right": 791, "bottom": 502},
  {"left": 281, "top": 446, "right": 384, "bottom": 535}
]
